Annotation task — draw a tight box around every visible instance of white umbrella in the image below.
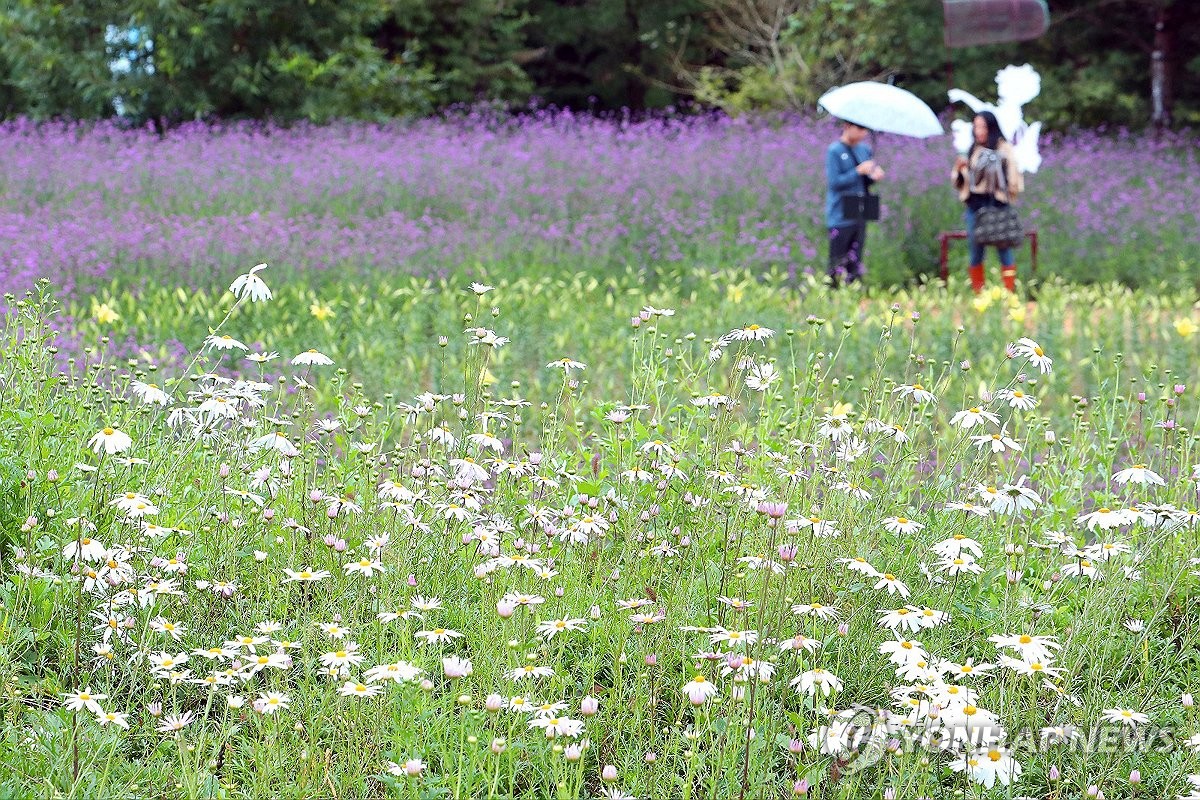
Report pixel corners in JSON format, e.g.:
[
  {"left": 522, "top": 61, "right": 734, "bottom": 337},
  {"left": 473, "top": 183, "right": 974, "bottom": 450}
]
[{"left": 818, "top": 82, "right": 943, "bottom": 138}]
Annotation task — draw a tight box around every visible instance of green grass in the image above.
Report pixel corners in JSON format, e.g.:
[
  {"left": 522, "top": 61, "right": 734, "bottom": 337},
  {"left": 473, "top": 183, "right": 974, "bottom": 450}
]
[{"left": 1, "top": 267, "right": 1200, "bottom": 799}]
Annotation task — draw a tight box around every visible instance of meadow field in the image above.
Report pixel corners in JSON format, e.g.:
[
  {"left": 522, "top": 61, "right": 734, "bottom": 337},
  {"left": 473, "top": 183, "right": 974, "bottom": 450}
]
[{"left": 1, "top": 115, "right": 1200, "bottom": 799}]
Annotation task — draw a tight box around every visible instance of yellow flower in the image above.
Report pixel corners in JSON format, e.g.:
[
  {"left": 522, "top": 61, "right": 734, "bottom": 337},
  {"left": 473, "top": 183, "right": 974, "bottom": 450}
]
[
  {"left": 1175, "top": 317, "right": 1197, "bottom": 339},
  {"left": 1008, "top": 305, "right": 1026, "bottom": 324},
  {"left": 92, "top": 302, "right": 120, "bottom": 325},
  {"left": 726, "top": 284, "right": 745, "bottom": 304},
  {"left": 310, "top": 302, "right": 335, "bottom": 321},
  {"left": 972, "top": 295, "right": 992, "bottom": 314},
  {"left": 827, "top": 401, "right": 853, "bottom": 417}
]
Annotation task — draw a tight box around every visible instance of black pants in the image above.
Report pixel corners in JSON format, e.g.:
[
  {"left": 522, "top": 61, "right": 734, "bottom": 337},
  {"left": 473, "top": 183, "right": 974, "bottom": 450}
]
[{"left": 828, "top": 223, "right": 866, "bottom": 285}]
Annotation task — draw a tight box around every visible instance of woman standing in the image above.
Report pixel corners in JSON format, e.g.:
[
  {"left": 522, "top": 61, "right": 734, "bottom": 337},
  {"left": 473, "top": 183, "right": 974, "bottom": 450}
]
[{"left": 952, "top": 111, "right": 1024, "bottom": 294}]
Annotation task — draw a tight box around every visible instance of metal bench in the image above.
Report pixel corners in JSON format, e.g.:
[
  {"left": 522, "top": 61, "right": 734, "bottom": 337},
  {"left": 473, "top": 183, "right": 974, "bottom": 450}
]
[{"left": 937, "top": 230, "right": 1038, "bottom": 285}]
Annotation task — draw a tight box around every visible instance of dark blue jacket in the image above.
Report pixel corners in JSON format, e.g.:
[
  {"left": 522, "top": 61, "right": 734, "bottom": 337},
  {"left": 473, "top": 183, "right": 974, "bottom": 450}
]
[{"left": 825, "top": 141, "right": 873, "bottom": 228}]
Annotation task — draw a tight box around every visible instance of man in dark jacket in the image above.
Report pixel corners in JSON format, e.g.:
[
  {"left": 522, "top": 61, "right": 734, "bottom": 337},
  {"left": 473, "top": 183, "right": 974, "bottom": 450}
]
[{"left": 825, "top": 121, "right": 885, "bottom": 286}]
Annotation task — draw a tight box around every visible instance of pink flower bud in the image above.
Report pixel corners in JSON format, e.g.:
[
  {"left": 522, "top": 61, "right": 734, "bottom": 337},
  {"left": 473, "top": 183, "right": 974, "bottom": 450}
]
[
  {"left": 485, "top": 694, "right": 503, "bottom": 713},
  {"left": 793, "top": 779, "right": 809, "bottom": 796},
  {"left": 788, "top": 738, "right": 803, "bottom": 754},
  {"left": 407, "top": 574, "right": 417, "bottom": 587},
  {"left": 644, "top": 653, "right": 657, "bottom": 666},
  {"left": 601, "top": 765, "right": 618, "bottom": 783},
  {"left": 496, "top": 600, "right": 515, "bottom": 618},
  {"left": 1129, "top": 770, "right": 1140, "bottom": 785},
  {"left": 219, "top": 463, "right": 231, "bottom": 478},
  {"left": 262, "top": 508, "right": 274, "bottom": 520},
  {"left": 581, "top": 696, "right": 599, "bottom": 716},
  {"left": 1049, "top": 765, "right": 1060, "bottom": 781},
  {"left": 837, "top": 622, "right": 850, "bottom": 636}
]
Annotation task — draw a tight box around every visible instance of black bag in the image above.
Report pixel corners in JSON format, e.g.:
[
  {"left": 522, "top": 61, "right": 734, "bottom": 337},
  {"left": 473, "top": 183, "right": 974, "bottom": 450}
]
[
  {"left": 974, "top": 204, "right": 1023, "bottom": 248},
  {"left": 972, "top": 150, "right": 1023, "bottom": 248},
  {"left": 841, "top": 194, "right": 881, "bottom": 222},
  {"left": 838, "top": 143, "right": 881, "bottom": 222}
]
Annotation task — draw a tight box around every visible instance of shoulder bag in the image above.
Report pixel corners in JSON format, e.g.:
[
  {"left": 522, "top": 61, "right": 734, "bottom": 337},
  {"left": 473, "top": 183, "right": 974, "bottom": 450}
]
[
  {"left": 839, "top": 143, "right": 881, "bottom": 222},
  {"left": 973, "top": 151, "right": 1024, "bottom": 248}
]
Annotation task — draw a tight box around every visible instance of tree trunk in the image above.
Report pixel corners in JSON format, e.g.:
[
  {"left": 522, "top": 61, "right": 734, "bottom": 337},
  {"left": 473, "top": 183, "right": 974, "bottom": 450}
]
[{"left": 1150, "top": 3, "right": 1174, "bottom": 131}]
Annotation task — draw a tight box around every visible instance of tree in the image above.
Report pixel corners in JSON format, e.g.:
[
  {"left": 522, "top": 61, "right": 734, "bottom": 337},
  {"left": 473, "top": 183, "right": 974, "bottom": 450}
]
[
  {"left": 0, "top": 0, "right": 441, "bottom": 124},
  {"left": 374, "top": 0, "right": 534, "bottom": 108},
  {"left": 665, "top": 0, "right": 893, "bottom": 113},
  {"left": 520, "top": 0, "right": 705, "bottom": 111}
]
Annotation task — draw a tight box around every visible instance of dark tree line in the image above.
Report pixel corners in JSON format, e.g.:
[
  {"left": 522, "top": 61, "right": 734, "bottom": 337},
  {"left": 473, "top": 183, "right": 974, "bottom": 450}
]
[{"left": 0, "top": 0, "right": 1194, "bottom": 129}]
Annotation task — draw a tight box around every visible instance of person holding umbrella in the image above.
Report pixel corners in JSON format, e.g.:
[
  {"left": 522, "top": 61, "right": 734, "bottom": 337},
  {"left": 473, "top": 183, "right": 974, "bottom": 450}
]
[
  {"left": 825, "top": 121, "right": 884, "bottom": 287},
  {"left": 817, "top": 82, "right": 943, "bottom": 287}
]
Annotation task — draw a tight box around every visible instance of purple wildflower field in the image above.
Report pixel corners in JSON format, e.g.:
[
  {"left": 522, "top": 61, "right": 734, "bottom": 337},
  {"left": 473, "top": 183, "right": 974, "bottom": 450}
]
[{"left": 0, "top": 111, "right": 1196, "bottom": 298}]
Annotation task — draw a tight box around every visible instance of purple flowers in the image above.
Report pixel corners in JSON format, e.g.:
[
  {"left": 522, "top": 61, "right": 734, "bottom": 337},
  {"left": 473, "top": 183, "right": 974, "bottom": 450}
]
[{"left": 0, "top": 114, "right": 1194, "bottom": 297}]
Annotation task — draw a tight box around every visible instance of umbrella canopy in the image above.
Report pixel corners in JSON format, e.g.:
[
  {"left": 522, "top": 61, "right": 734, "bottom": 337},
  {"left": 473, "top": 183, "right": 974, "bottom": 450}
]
[{"left": 818, "top": 82, "right": 944, "bottom": 138}]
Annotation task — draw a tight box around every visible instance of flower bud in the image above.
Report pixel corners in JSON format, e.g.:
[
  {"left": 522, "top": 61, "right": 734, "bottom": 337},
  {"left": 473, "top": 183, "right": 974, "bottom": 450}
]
[{"left": 601, "top": 765, "right": 618, "bottom": 783}]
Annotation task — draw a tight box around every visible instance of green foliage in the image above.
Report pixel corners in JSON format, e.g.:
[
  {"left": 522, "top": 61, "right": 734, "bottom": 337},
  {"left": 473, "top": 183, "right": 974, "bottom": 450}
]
[
  {"left": 522, "top": 0, "right": 704, "bottom": 110},
  {"left": 381, "top": 0, "right": 534, "bottom": 107},
  {"left": 0, "top": 0, "right": 439, "bottom": 124},
  {"left": 2, "top": 266, "right": 1200, "bottom": 797},
  {"left": 0, "top": 0, "right": 1195, "bottom": 127},
  {"left": 881, "top": 0, "right": 1200, "bottom": 131},
  {"left": 687, "top": 0, "right": 892, "bottom": 114}
]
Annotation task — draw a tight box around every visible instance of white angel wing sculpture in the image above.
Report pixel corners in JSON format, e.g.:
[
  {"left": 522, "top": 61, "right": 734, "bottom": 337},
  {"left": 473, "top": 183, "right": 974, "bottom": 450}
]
[
  {"left": 948, "top": 63, "right": 1043, "bottom": 174},
  {"left": 1010, "top": 121, "right": 1043, "bottom": 174}
]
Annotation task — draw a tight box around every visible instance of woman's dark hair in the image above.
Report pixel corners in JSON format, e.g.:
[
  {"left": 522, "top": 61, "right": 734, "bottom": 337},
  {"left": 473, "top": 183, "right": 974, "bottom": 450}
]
[{"left": 968, "top": 111, "right": 1005, "bottom": 157}]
